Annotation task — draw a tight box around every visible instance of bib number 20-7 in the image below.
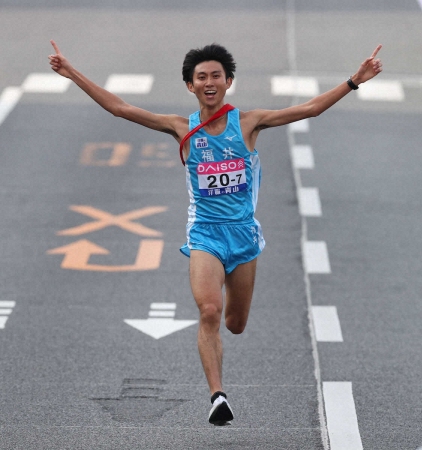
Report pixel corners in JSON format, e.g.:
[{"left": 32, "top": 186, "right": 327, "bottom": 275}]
[{"left": 197, "top": 158, "right": 247, "bottom": 197}]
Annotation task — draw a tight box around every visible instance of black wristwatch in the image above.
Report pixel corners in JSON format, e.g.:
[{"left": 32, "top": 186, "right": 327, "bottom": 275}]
[{"left": 347, "top": 77, "right": 359, "bottom": 90}]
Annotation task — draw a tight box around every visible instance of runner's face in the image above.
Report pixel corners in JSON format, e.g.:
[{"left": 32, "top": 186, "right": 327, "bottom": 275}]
[{"left": 188, "top": 61, "right": 232, "bottom": 106}]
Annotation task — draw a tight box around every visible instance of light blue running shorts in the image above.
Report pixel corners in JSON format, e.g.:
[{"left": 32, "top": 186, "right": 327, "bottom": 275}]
[{"left": 180, "top": 221, "right": 265, "bottom": 274}]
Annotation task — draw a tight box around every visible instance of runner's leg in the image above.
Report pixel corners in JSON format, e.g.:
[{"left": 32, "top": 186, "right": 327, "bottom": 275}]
[
  {"left": 224, "top": 258, "right": 257, "bottom": 334},
  {"left": 190, "top": 250, "right": 225, "bottom": 395}
]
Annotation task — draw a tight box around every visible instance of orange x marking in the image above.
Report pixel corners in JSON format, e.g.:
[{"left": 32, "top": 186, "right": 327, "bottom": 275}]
[{"left": 57, "top": 205, "right": 168, "bottom": 237}]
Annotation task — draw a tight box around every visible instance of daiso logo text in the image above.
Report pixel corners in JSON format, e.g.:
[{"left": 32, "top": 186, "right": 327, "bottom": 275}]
[{"left": 197, "top": 158, "right": 244, "bottom": 174}]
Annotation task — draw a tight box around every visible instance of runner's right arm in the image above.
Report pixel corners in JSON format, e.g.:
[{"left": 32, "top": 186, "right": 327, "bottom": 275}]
[{"left": 48, "top": 40, "right": 187, "bottom": 139}]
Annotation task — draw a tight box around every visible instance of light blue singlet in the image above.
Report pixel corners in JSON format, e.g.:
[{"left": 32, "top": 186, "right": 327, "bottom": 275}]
[{"left": 180, "top": 107, "right": 265, "bottom": 272}]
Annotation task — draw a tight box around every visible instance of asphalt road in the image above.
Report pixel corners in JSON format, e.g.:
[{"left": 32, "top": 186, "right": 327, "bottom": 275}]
[{"left": 0, "top": 1, "right": 421, "bottom": 449}]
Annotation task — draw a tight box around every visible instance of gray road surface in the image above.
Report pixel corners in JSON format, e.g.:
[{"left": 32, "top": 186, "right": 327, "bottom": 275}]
[{"left": 0, "top": 1, "right": 421, "bottom": 449}]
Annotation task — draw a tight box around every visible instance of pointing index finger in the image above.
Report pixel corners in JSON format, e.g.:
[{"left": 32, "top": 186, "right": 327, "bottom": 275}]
[
  {"left": 371, "top": 44, "right": 382, "bottom": 59},
  {"left": 50, "top": 39, "right": 61, "bottom": 55}
]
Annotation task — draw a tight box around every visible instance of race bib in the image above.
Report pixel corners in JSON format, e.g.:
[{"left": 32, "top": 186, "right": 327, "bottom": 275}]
[{"left": 197, "top": 158, "right": 247, "bottom": 196}]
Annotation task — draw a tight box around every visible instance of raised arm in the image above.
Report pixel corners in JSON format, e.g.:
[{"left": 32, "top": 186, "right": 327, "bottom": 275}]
[
  {"left": 48, "top": 40, "right": 187, "bottom": 139},
  {"left": 250, "top": 44, "right": 383, "bottom": 130}
]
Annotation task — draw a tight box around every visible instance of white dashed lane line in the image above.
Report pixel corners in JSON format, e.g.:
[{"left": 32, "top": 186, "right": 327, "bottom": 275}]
[
  {"left": 22, "top": 73, "right": 71, "bottom": 93},
  {"left": 289, "top": 118, "right": 310, "bottom": 133},
  {"left": 0, "top": 301, "right": 16, "bottom": 329},
  {"left": 271, "top": 75, "right": 320, "bottom": 97},
  {"left": 303, "top": 241, "right": 331, "bottom": 274},
  {"left": 0, "top": 87, "right": 22, "bottom": 126},
  {"left": 104, "top": 74, "right": 154, "bottom": 94},
  {"left": 298, "top": 187, "right": 322, "bottom": 217},
  {"left": 323, "top": 382, "right": 363, "bottom": 450},
  {"left": 357, "top": 79, "right": 405, "bottom": 102},
  {"left": 312, "top": 306, "right": 343, "bottom": 342},
  {"left": 291, "top": 144, "right": 315, "bottom": 170}
]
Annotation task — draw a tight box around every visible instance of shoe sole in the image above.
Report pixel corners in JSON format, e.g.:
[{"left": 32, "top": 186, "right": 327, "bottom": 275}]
[{"left": 209, "top": 401, "right": 234, "bottom": 426}]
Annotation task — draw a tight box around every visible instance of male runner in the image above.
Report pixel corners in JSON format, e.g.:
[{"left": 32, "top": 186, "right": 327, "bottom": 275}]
[{"left": 49, "top": 40, "right": 382, "bottom": 426}]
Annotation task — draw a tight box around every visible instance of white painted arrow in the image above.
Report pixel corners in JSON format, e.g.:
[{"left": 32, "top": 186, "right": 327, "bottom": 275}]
[
  {"left": 124, "top": 318, "right": 198, "bottom": 339},
  {"left": 125, "top": 302, "right": 197, "bottom": 339}
]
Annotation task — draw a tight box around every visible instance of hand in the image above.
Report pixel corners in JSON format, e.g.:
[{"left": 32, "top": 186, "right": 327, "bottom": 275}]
[
  {"left": 353, "top": 44, "right": 383, "bottom": 85},
  {"left": 48, "top": 40, "right": 72, "bottom": 78}
]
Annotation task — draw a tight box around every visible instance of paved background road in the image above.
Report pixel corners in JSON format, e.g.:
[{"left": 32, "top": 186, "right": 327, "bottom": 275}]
[{"left": 0, "top": 1, "right": 421, "bottom": 449}]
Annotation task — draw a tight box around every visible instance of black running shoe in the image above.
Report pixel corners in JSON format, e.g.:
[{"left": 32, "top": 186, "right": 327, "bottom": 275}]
[{"left": 208, "top": 394, "right": 234, "bottom": 426}]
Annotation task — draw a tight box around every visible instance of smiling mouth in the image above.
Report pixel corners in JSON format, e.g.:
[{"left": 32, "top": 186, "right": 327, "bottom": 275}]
[{"left": 205, "top": 90, "right": 217, "bottom": 96}]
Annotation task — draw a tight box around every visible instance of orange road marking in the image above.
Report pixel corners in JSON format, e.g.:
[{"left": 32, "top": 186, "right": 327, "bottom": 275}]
[
  {"left": 47, "top": 239, "right": 164, "bottom": 272},
  {"left": 80, "top": 142, "right": 132, "bottom": 166},
  {"left": 57, "top": 205, "right": 168, "bottom": 237}
]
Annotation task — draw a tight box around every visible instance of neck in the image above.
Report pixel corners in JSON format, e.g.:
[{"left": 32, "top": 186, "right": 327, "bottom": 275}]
[{"left": 199, "top": 102, "right": 225, "bottom": 123}]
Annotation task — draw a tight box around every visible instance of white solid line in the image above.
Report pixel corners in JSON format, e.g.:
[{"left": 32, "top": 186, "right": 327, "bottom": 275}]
[
  {"left": 0, "top": 316, "right": 9, "bottom": 329},
  {"left": 22, "top": 73, "right": 71, "bottom": 93},
  {"left": 0, "top": 308, "right": 13, "bottom": 315},
  {"left": 357, "top": 80, "right": 404, "bottom": 102},
  {"left": 0, "top": 87, "right": 23, "bottom": 126},
  {"left": 0, "top": 301, "right": 16, "bottom": 308},
  {"left": 291, "top": 145, "right": 314, "bottom": 169},
  {"left": 303, "top": 241, "right": 331, "bottom": 274},
  {"left": 271, "top": 76, "right": 319, "bottom": 97},
  {"left": 150, "top": 302, "right": 176, "bottom": 310},
  {"left": 323, "top": 382, "right": 363, "bottom": 450},
  {"left": 418, "top": 0, "right": 422, "bottom": 10},
  {"left": 312, "top": 306, "right": 343, "bottom": 342},
  {"left": 104, "top": 74, "right": 154, "bottom": 94},
  {"left": 298, "top": 187, "right": 322, "bottom": 217},
  {"left": 149, "top": 311, "right": 176, "bottom": 318},
  {"left": 289, "top": 119, "right": 309, "bottom": 133}
]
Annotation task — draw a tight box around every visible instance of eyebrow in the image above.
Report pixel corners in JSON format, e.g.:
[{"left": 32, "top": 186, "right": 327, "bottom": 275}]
[{"left": 196, "top": 70, "right": 223, "bottom": 76}]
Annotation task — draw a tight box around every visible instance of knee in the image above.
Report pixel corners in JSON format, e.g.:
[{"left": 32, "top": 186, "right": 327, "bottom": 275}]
[
  {"left": 198, "top": 303, "right": 222, "bottom": 328},
  {"left": 225, "top": 315, "right": 247, "bottom": 335}
]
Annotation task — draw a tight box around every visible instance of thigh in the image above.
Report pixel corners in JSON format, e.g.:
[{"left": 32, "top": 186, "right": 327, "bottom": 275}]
[
  {"left": 224, "top": 257, "right": 258, "bottom": 320},
  {"left": 190, "top": 250, "right": 226, "bottom": 311}
]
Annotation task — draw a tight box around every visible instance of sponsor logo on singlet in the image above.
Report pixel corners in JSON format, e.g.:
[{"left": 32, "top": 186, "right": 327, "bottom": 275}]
[
  {"left": 195, "top": 137, "right": 208, "bottom": 148},
  {"left": 197, "top": 158, "right": 247, "bottom": 197}
]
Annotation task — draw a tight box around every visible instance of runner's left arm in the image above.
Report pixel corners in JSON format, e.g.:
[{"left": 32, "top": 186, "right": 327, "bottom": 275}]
[{"left": 251, "top": 44, "right": 383, "bottom": 130}]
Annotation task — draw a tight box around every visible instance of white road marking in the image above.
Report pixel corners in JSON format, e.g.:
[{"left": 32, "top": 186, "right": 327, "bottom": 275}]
[
  {"left": 271, "top": 76, "right": 319, "bottom": 97},
  {"left": 125, "top": 318, "right": 198, "bottom": 340},
  {"left": 418, "top": 0, "right": 422, "bottom": 10},
  {"left": 289, "top": 118, "right": 309, "bottom": 133},
  {"left": 312, "top": 306, "right": 343, "bottom": 342},
  {"left": 22, "top": 73, "right": 71, "bottom": 93},
  {"left": 150, "top": 302, "right": 176, "bottom": 309},
  {"left": 298, "top": 187, "right": 322, "bottom": 217},
  {"left": 0, "top": 87, "right": 23, "bottom": 126},
  {"left": 104, "top": 74, "right": 154, "bottom": 94},
  {"left": 0, "top": 301, "right": 16, "bottom": 308},
  {"left": 149, "top": 311, "right": 176, "bottom": 318},
  {"left": 125, "top": 302, "right": 197, "bottom": 339},
  {"left": 291, "top": 145, "right": 314, "bottom": 169},
  {"left": 357, "top": 80, "right": 404, "bottom": 102},
  {"left": 323, "top": 382, "right": 363, "bottom": 450},
  {"left": 0, "top": 301, "right": 16, "bottom": 330},
  {"left": 303, "top": 241, "right": 331, "bottom": 274}
]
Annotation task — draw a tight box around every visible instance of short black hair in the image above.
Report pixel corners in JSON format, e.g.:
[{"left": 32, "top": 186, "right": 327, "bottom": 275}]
[{"left": 182, "top": 44, "right": 236, "bottom": 84}]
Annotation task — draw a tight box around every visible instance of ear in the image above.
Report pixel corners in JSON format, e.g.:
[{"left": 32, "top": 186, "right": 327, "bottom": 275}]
[
  {"left": 186, "top": 81, "right": 195, "bottom": 93},
  {"left": 226, "top": 77, "right": 233, "bottom": 89}
]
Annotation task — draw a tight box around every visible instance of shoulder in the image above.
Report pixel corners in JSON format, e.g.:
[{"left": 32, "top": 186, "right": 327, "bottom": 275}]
[{"left": 239, "top": 109, "right": 267, "bottom": 131}]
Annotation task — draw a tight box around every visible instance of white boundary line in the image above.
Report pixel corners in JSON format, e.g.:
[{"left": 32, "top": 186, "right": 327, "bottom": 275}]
[
  {"left": 323, "top": 382, "right": 363, "bottom": 449},
  {"left": 286, "top": 1, "right": 329, "bottom": 447},
  {"left": 0, "top": 87, "right": 23, "bottom": 126}
]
